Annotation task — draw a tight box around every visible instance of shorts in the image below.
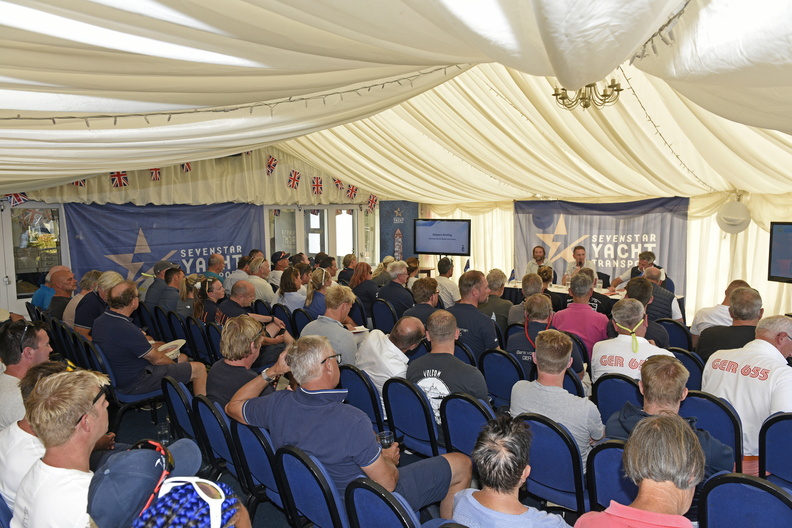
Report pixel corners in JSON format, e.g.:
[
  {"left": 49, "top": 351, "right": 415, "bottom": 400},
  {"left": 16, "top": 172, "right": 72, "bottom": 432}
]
[
  {"left": 129, "top": 362, "right": 192, "bottom": 394},
  {"left": 395, "top": 455, "right": 452, "bottom": 511}
]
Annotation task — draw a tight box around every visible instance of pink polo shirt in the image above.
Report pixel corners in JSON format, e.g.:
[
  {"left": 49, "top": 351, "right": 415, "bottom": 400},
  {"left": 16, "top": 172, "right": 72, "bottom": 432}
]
[{"left": 552, "top": 302, "right": 609, "bottom": 358}]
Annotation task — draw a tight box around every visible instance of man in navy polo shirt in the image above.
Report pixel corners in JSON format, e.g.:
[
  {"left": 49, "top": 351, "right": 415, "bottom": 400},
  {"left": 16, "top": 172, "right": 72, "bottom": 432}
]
[
  {"left": 74, "top": 270, "right": 124, "bottom": 339},
  {"left": 446, "top": 270, "right": 499, "bottom": 361},
  {"left": 92, "top": 281, "right": 207, "bottom": 395},
  {"left": 226, "top": 335, "right": 472, "bottom": 519},
  {"left": 376, "top": 260, "right": 414, "bottom": 318}
]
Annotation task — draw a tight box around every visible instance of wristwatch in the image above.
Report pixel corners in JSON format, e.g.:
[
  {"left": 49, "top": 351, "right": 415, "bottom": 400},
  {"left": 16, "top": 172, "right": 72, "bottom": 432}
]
[{"left": 261, "top": 369, "right": 275, "bottom": 383}]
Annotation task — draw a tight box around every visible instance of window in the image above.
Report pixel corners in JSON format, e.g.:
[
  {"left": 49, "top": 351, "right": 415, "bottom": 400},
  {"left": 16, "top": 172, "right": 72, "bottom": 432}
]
[{"left": 11, "top": 207, "right": 63, "bottom": 299}]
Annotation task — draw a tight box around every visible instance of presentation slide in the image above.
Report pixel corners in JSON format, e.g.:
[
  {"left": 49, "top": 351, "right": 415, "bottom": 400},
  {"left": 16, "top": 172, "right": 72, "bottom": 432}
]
[{"left": 414, "top": 219, "right": 471, "bottom": 256}]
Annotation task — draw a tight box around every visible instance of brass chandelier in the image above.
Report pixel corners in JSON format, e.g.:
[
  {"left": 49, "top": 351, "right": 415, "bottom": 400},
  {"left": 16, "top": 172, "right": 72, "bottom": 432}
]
[{"left": 552, "top": 78, "right": 623, "bottom": 110}]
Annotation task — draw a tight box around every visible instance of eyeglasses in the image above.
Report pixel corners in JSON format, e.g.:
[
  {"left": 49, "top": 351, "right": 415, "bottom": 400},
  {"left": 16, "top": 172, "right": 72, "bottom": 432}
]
[
  {"left": 159, "top": 477, "right": 225, "bottom": 528},
  {"left": 75, "top": 385, "right": 109, "bottom": 426},
  {"left": 321, "top": 353, "right": 342, "bottom": 365},
  {"left": 133, "top": 440, "right": 175, "bottom": 514}
]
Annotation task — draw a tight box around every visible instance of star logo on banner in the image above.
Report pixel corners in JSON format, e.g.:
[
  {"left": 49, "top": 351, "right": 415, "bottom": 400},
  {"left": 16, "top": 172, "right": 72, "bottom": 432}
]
[
  {"left": 536, "top": 215, "right": 589, "bottom": 265},
  {"left": 394, "top": 208, "right": 403, "bottom": 217},
  {"left": 103, "top": 228, "right": 176, "bottom": 282}
]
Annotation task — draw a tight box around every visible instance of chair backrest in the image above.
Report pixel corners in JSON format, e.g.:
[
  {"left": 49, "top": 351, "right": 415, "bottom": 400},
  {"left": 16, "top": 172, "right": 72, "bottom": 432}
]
[
  {"left": 406, "top": 339, "right": 430, "bottom": 363},
  {"left": 372, "top": 299, "right": 398, "bottom": 333},
  {"left": 161, "top": 375, "right": 196, "bottom": 441},
  {"left": 494, "top": 324, "right": 505, "bottom": 349},
  {"left": 505, "top": 323, "right": 523, "bottom": 346},
  {"left": 760, "top": 412, "right": 792, "bottom": 484},
  {"left": 440, "top": 392, "right": 495, "bottom": 455},
  {"left": 70, "top": 331, "right": 92, "bottom": 370},
  {"left": 53, "top": 320, "right": 77, "bottom": 365},
  {"left": 656, "top": 318, "right": 692, "bottom": 351},
  {"left": 339, "top": 365, "right": 386, "bottom": 433},
  {"left": 699, "top": 473, "right": 792, "bottom": 528},
  {"left": 205, "top": 322, "right": 223, "bottom": 363},
  {"left": 586, "top": 440, "right": 637, "bottom": 511},
  {"left": 669, "top": 347, "right": 704, "bottom": 390},
  {"left": 25, "top": 302, "right": 38, "bottom": 321},
  {"left": 383, "top": 378, "right": 443, "bottom": 457},
  {"left": 276, "top": 445, "right": 350, "bottom": 528},
  {"left": 591, "top": 374, "right": 642, "bottom": 424},
  {"left": 349, "top": 297, "right": 367, "bottom": 327},
  {"left": 192, "top": 395, "right": 241, "bottom": 480},
  {"left": 230, "top": 422, "right": 288, "bottom": 518},
  {"left": 563, "top": 368, "right": 586, "bottom": 397},
  {"left": 453, "top": 341, "right": 476, "bottom": 367},
  {"left": 0, "top": 493, "right": 11, "bottom": 528},
  {"left": 166, "top": 311, "right": 190, "bottom": 353},
  {"left": 562, "top": 330, "right": 589, "bottom": 363},
  {"left": 185, "top": 316, "right": 213, "bottom": 364},
  {"left": 663, "top": 276, "right": 675, "bottom": 294},
  {"left": 154, "top": 305, "right": 174, "bottom": 342},
  {"left": 292, "top": 308, "right": 314, "bottom": 337},
  {"left": 345, "top": 478, "right": 420, "bottom": 528},
  {"left": 517, "top": 413, "right": 588, "bottom": 516},
  {"left": 679, "top": 390, "right": 743, "bottom": 473},
  {"left": 135, "top": 302, "right": 159, "bottom": 340},
  {"left": 596, "top": 272, "right": 611, "bottom": 289},
  {"left": 253, "top": 299, "right": 271, "bottom": 316},
  {"left": 272, "top": 303, "right": 295, "bottom": 335},
  {"left": 478, "top": 349, "right": 525, "bottom": 408}
]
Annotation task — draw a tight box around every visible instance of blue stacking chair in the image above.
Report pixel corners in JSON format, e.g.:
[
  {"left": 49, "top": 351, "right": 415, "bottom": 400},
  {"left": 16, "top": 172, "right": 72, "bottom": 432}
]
[
  {"left": 562, "top": 331, "right": 589, "bottom": 364},
  {"left": 407, "top": 339, "right": 430, "bottom": 364},
  {"left": 563, "top": 369, "right": 586, "bottom": 398},
  {"left": 505, "top": 323, "right": 523, "bottom": 346},
  {"left": 339, "top": 365, "right": 386, "bottom": 433},
  {"left": 136, "top": 302, "right": 160, "bottom": 340},
  {"left": 277, "top": 445, "right": 350, "bottom": 528},
  {"left": 192, "top": 395, "right": 243, "bottom": 484},
  {"left": 453, "top": 341, "right": 476, "bottom": 367},
  {"left": 272, "top": 303, "right": 296, "bottom": 336},
  {"left": 349, "top": 298, "right": 367, "bottom": 327},
  {"left": 699, "top": 473, "right": 792, "bottom": 528},
  {"left": 586, "top": 440, "right": 637, "bottom": 511},
  {"left": 440, "top": 392, "right": 495, "bottom": 455},
  {"left": 0, "top": 496, "right": 11, "bottom": 528},
  {"left": 591, "top": 374, "right": 642, "bottom": 424},
  {"left": 518, "top": 413, "right": 589, "bottom": 516},
  {"left": 759, "top": 412, "right": 792, "bottom": 488},
  {"left": 346, "top": 478, "right": 450, "bottom": 528},
  {"left": 383, "top": 378, "right": 445, "bottom": 458},
  {"left": 292, "top": 308, "right": 314, "bottom": 337},
  {"left": 185, "top": 316, "right": 213, "bottom": 364},
  {"left": 166, "top": 311, "right": 190, "bottom": 354},
  {"left": 205, "top": 322, "right": 223, "bottom": 363},
  {"left": 656, "top": 318, "right": 692, "bottom": 351},
  {"left": 372, "top": 299, "right": 398, "bottom": 333},
  {"left": 670, "top": 347, "right": 705, "bottom": 390},
  {"left": 161, "top": 376, "right": 196, "bottom": 443},
  {"left": 679, "top": 390, "right": 743, "bottom": 473},
  {"left": 154, "top": 306, "right": 175, "bottom": 342},
  {"left": 478, "top": 348, "right": 525, "bottom": 408},
  {"left": 253, "top": 299, "right": 271, "bottom": 316}
]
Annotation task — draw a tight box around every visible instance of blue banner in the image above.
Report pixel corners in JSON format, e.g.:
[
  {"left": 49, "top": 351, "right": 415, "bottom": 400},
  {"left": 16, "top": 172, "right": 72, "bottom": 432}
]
[
  {"left": 65, "top": 203, "right": 264, "bottom": 285},
  {"left": 514, "top": 198, "right": 689, "bottom": 294},
  {"left": 379, "top": 200, "right": 419, "bottom": 261}
]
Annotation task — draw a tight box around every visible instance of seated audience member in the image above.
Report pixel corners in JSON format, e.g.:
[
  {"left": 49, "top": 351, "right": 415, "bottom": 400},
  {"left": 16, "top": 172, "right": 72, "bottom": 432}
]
[
  {"left": 12, "top": 370, "right": 110, "bottom": 528},
  {"left": 337, "top": 253, "right": 357, "bottom": 285},
  {"left": 290, "top": 252, "right": 309, "bottom": 267},
  {"left": 607, "top": 355, "right": 733, "bottom": 478},
  {"left": 590, "top": 299, "right": 673, "bottom": 383},
  {"left": 404, "top": 277, "right": 440, "bottom": 324},
  {"left": 304, "top": 268, "right": 334, "bottom": 319},
  {"left": 689, "top": 279, "right": 750, "bottom": 348},
  {"left": 524, "top": 245, "right": 548, "bottom": 276},
  {"left": 0, "top": 321, "right": 52, "bottom": 430},
  {"left": 301, "top": 285, "right": 360, "bottom": 365},
  {"left": 176, "top": 273, "right": 200, "bottom": 318},
  {"left": 355, "top": 316, "right": 425, "bottom": 400},
  {"left": 510, "top": 330, "right": 604, "bottom": 466},
  {"left": 376, "top": 260, "right": 415, "bottom": 318},
  {"left": 318, "top": 255, "right": 339, "bottom": 279},
  {"left": 447, "top": 271, "right": 499, "bottom": 360},
  {"left": 158, "top": 266, "right": 184, "bottom": 312},
  {"left": 349, "top": 262, "right": 379, "bottom": 320},
  {"left": 477, "top": 268, "right": 513, "bottom": 335},
  {"left": 275, "top": 267, "right": 307, "bottom": 312},
  {"left": 248, "top": 248, "right": 264, "bottom": 260},
  {"left": 537, "top": 265, "right": 564, "bottom": 312},
  {"left": 207, "top": 316, "right": 291, "bottom": 407},
  {"left": 563, "top": 245, "right": 597, "bottom": 284},
  {"left": 144, "top": 260, "right": 178, "bottom": 308},
  {"left": 407, "top": 310, "right": 489, "bottom": 423},
  {"left": 507, "top": 273, "right": 544, "bottom": 326},
  {"left": 204, "top": 253, "right": 225, "bottom": 281},
  {"left": 605, "top": 277, "right": 670, "bottom": 349},
  {"left": 312, "top": 251, "right": 329, "bottom": 269},
  {"left": 267, "top": 251, "right": 291, "bottom": 289},
  {"left": 223, "top": 256, "right": 251, "bottom": 296},
  {"left": 608, "top": 250, "right": 665, "bottom": 291},
  {"left": 195, "top": 277, "right": 225, "bottom": 323},
  {"left": 696, "top": 286, "right": 762, "bottom": 363},
  {"left": 553, "top": 273, "right": 609, "bottom": 356},
  {"left": 453, "top": 415, "right": 570, "bottom": 528},
  {"left": 247, "top": 257, "right": 276, "bottom": 305},
  {"left": 63, "top": 270, "right": 101, "bottom": 328},
  {"left": 574, "top": 414, "right": 704, "bottom": 528},
  {"left": 31, "top": 265, "right": 71, "bottom": 310},
  {"left": 570, "top": 268, "right": 611, "bottom": 316},
  {"left": 702, "top": 315, "right": 792, "bottom": 476},
  {"left": 406, "top": 257, "right": 421, "bottom": 289},
  {"left": 643, "top": 266, "right": 683, "bottom": 323},
  {"left": 507, "top": 294, "right": 584, "bottom": 379},
  {"left": 436, "top": 257, "right": 460, "bottom": 308},
  {"left": 93, "top": 281, "right": 207, "bottom": 395},
  {"left": 372, "top": 255, "right": 396, "bottom": 288},
  {"left": 46, "top": 268, "right": 77, "bottom": 320},
  {"left": 227, "top": 335, "right": 472, "bottom": 519},
  {"left": 295, "top": 262, "right": 312, "bottom": 293},
  {"left": 74, "top": 270, "right": 124, "bottom": 338}
]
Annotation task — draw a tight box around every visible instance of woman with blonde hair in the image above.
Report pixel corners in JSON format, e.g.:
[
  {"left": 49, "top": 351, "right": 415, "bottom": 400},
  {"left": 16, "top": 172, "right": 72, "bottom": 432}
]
[
  {"left": 177, "top": 274, "right": 202, "bottom": 318},
  {"left": 303, "top": 268, "right": 333, "bottom": 319},
  {"left": 372, "top": 255, "right": 395, "bottom": 287}
]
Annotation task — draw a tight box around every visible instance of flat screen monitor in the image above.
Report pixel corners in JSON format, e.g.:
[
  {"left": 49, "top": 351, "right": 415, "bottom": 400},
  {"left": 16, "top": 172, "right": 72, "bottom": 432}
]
[
  {"left": 414, "top": 219, "right": 471, "bottom": 256},
  {"left": 769, "top": 222, "right": 792, "bottom": 283}
]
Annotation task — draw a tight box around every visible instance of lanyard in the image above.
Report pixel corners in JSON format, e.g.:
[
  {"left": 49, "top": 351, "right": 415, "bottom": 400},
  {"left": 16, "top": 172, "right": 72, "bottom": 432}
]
[
  {"left": 524, "top": 319, "right": 552, "bottom": 349},
  {"left": 615, "top": 320, "right": 644, "bottom": 353}
]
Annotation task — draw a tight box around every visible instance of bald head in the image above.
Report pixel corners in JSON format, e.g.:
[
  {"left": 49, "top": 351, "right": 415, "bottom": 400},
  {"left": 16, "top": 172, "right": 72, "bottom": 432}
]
[
  {"left": 389, "top": 317, "right": 425, "bottom": 352},
  {"left": 230, "top": 280, "right": 255, "bottom": 307},
  {"left": 51, "top": 269, "right": 77, "bottom": 295},
  {"left": 643, "top": 267, "right": 662, "bottom": 283},
  {"left": 45, "top": 265, "right": 70, "bottom": 283}
]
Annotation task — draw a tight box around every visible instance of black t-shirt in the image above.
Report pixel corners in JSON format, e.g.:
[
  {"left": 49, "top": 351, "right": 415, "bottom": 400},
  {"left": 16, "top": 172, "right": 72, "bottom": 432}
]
[
  {"left": 206, "top": 360, "right": 273, "bottom": 408},
  {"left": 696, "top": 325, "right": 756, "bottom": 363}
]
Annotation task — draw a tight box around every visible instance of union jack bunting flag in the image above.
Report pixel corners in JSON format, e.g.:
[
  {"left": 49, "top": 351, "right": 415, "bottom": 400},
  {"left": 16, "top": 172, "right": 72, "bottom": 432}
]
[
  {"left": 273, "top": 209, "right": 280, "bottom": 217},
  {"left": 150, "top": 168, "right": 161, "bottom": 181},
  {"left": 333, "top": 177, "right": 344, "bottom": 190},
  {"left": 346, "top": 185, "right": 358, "bottom": 199},
  {"left": 312, "top": 177, "right": 323, "bottom": 195},
  {"left": 72, "top": 179, "right": 86, "bottom": 187},
  {"left": 5, "top": 193, "right": 28, "bottom": 206},
  {"left": 181, "top": 163, "right": 192, "bottom": 173},
  {"left": 287, "top": 170, "right": 301, "bottom": 189},
  {"left": 109, "top": 172, "right": 129, "bottom": 188},
  {"left": 267, "top": 156, "right": 278, "bottom": 175},
  {"left": 366, "top": 194, "right": 378, "bottom": 212}
]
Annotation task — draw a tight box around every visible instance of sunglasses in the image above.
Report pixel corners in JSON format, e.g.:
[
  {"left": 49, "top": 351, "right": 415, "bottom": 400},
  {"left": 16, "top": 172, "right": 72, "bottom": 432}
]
[
  {"left": 159, "top": 477, "right": 226, "bottom": 528},
  {"left": 133, "top": 439, "right": 175, "bottom": 515},
  {"left": 75, "top": 385, "right": 110, "bottom": 426}
]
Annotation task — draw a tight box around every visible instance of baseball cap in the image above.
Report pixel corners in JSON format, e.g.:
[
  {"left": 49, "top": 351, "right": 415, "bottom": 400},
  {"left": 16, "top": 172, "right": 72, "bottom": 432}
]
[
  {"left": 88, "top": 438, "right": 202, "bottom": 528},
  {"left": 271, "top": 251, "right": 290, "bottom": 263},
  {"left": 153, "top": 260, "right": 179, "bottom": 274}
]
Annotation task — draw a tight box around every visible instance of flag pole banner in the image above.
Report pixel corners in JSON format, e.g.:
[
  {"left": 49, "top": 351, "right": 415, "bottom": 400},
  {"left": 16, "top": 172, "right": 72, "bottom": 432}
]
[
  {"left": 379, "top": 200, "right": 418, "bottom": 261},
  {"left": 65, "top": 202, "right": 264, "bottom": 290},
  {"left": 514, "top": 198, "right": 689, "bottom": 295}
]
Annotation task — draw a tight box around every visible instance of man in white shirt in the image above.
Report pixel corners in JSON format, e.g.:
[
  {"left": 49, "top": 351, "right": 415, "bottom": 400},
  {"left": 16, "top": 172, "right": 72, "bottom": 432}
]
[
  {"left": 702, "top": 315, "right": 792, "bottom": 475},
  {"left": 247, "top": 256, "right": 276, "bottom": 305},
  {"left": 689, "top": 279, "right": 750, "bottom": 348},
  {"left": 524, "top": 245, "right": 547, "bottom": 276},
  {"left": 591, "top": 299, "right": 673, "bottom": 383},
  {"left": 355, "top": 316, "right": 425, "bottom": 400},
  {"left": 0, "top": 321, "right": 53, "bottom": 430},
  {"left": 223, "top": 256, "right": 251, "bottom": 295},
  {"left": 436, "top": 257, "right": 460, "bottom": 309},
  {"left": 563, "top": 245, "right": 597, "bottom": 284},
  {"left": 608, "top": 250, "right": 666, "bottom": 291}
]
